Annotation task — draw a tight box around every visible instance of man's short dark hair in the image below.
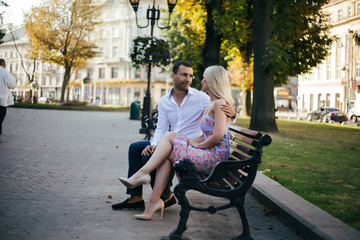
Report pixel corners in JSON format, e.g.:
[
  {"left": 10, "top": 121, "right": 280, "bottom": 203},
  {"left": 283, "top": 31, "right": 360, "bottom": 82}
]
[
  {"left": 172, "top": 61, "right": 192, "bottom": 74},
  {"left": 0, "top": 59, "right": 5, "bottom": 66}
]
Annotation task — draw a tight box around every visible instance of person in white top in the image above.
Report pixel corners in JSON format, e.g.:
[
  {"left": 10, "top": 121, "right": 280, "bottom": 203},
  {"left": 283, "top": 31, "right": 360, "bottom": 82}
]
[
  {"left": 112, "top": 61, "right": 236, "bottom": 210},
  {"left": 0, "top": 59, "right": 16, "bottom": 135}
]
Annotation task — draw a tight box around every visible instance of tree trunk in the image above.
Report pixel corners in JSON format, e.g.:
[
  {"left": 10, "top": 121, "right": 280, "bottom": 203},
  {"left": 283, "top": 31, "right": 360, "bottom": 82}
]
[
  {"left": 60, "top": 65, "right": 71, "bottom": 102},
  {"left": 245, "top": 89, "right": 251, "bottom": 116},
  {"left": 201, "top": 0, "right": 222, "bottom": 73},
  {"left": 250, "top": 0, "right": 278, "bottom": 132}
]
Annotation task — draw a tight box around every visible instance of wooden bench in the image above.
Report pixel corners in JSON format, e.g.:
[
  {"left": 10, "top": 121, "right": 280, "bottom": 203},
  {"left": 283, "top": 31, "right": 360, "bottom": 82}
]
[{"left": 164, "top": 125, "right": 272, "bottom": 240}]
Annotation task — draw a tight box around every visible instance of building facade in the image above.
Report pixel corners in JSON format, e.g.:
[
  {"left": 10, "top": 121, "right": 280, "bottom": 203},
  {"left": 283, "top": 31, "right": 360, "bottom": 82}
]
[{"left": 297, "top": 0, "right": 360, "bottom": 113}]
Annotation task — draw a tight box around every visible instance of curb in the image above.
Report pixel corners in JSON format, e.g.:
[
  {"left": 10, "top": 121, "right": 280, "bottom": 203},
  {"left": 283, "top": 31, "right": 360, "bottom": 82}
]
[{"left": 250, "top": 172, "right": 360, "bottom": 240}]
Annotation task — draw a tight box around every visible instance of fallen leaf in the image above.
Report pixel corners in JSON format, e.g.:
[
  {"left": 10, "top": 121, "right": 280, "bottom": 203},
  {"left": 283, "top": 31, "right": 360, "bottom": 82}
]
[
  {"left": 272, "top": 174, "right": 277, "bottom": 180},
  {"left": 262, "top": 169, "right": 272, "bottom": 173},
  {"left": 107, "top": 195, "right": 112, "bottom": 199},
  {"left": 263, "top": 208, "right": 273, "bottom": 216},
  {"left": 280, "top": 164, "right": 287, "bottom": 168},
  {"left": 101, "top": 157, "right": 106, "bottom": 160},
  {"left": 343, "top": 184, "right": 355, "bottom": 189},
  {"left": 105, "top": 201, "right": 112, "bottom": 203},
  {"left": 329, "top": 179, "right": 343, "bottom": 183}
]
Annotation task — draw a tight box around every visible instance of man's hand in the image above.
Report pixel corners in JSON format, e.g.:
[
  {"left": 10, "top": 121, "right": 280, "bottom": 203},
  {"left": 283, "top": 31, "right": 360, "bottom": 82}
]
[
  {"left": 142, "top": 145, "right": 156, "bottom": 156},
  {"left": 221, "top": 101, "right": 236, "bottom": 118}
]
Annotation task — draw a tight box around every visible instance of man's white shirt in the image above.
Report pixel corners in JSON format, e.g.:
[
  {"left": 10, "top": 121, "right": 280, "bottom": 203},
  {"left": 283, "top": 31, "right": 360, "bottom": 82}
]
[
  {"left": 150, "top": 87, "right": 210, "bottom": 146},
  {"left": 0, "top": 66, "right": 16, "bottom": 107}
]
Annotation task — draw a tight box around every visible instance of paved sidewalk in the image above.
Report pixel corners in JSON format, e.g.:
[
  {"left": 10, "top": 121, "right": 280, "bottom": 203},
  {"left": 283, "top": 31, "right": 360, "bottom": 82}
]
[{"left": 0, "top": 108, "right": 303, "bottom": 240}]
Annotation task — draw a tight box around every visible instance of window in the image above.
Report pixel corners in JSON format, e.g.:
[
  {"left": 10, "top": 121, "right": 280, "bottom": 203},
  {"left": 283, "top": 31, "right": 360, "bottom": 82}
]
[
  {"left": 112, "top": 27, "right": 120, "bottom": 38},
  {"left": 87, "top": 68, "right": 93, "bottom": 78},
  {"left": 328, "top": 13, "right": 333, "bottom": 23},
  {"left": 327, "top": 64, "right": 331, "bottom": 80},
  {"left": 348, "top": 7, "right": 352, "bottom": 17},
  {"left": 338, "top": 10, "right": 343, "bottom": 21},
  {"left": 336, "top": 65, "right": 341, "bottom": 79},
  {"left": 9, "top": 63, "right": 13, "bottom": 73},
  {"left": 356, "top": 61, "right": 360, "bottom": 77},
  {"left": 326, "top": 94, "right": 330, "bottom": 107},
  {"left": 112, "top": 9, "right": 120, "bottom": 20},
  {"left": 99, "top": 47, "right": 104, "bottom": 58},
  {"left": 111, "top": 67, "right": 118, "bottom": 78},
  {"left": 112, "top": 46, "right": 118, "bottom": 57},
  {"left": 10, "top": 51, "right": 13, "bottom": 58},
  {"left": 99, "top": 67, "right": 105, "bottom": 79},
  {"left": 100, "top": 29, "right": 106, "bottom": 39},
  {"left": 335, "top": 93, "right": 340, "bottom": 108},
  {"left": 358, "top": 2, "right": 360, "bottom": 15},
  {"left": 336, "top": 37, "right": 342, "bottom": 48}
]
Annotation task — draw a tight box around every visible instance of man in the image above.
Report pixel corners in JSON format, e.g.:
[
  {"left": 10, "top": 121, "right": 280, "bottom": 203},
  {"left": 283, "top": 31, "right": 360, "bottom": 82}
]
[
  {"left": 0, "top": 59, "right": 16, "bottom": 135},
  {"left": 112, "top": 61, "right": 235, "bottom": 210}
]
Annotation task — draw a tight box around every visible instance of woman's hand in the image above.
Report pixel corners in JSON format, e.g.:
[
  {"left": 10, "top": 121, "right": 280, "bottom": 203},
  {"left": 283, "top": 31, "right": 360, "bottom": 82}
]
[
  {"left": 188, "top": 138, "right": 199, "bottom": 148},
  {"left": 142, "top": 145, "right": 156, "bottom": 156}
]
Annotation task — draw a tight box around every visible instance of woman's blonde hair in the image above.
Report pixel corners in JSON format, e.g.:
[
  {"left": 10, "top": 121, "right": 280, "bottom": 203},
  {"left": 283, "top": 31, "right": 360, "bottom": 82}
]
[{"left": 204, "top": 65, "right": 233, "bottom": 106}]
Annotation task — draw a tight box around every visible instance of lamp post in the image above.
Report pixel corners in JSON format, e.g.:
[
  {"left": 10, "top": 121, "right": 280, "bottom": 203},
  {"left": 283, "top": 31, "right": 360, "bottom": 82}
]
[{"left": 128, "top": 0, "right": 178, "bottom": 133}]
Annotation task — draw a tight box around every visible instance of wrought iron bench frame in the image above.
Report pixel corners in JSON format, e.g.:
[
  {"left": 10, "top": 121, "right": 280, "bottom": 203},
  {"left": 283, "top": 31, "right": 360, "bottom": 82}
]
[{"left": 164, "top": 125, "right": 272, "bottom": 240}]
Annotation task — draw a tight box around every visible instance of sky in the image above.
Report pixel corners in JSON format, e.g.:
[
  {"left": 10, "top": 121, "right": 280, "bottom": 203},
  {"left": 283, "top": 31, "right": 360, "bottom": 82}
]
[{"left": 1, "top": 0, "right": 42, "bottom": 26}]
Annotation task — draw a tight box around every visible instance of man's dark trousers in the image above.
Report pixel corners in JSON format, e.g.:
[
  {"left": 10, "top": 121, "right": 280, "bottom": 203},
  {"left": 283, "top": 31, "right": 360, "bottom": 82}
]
[
  {"left": 0, "top": 106, "right": 6, "bottom": 132},
  {"left": 127, "top": 140, "right": 173, "bottom": 200}
]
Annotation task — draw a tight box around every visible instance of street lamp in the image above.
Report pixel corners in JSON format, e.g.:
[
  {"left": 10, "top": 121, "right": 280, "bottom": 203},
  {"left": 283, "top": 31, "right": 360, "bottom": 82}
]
[{"left": 128, "top": 0, "right": 178, "bottom": 133}]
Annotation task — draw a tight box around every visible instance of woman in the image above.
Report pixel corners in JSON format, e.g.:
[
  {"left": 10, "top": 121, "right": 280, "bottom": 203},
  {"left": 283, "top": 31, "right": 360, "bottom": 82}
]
[{"left": 119, "top": 65, "right": 234, "bottom": 220}]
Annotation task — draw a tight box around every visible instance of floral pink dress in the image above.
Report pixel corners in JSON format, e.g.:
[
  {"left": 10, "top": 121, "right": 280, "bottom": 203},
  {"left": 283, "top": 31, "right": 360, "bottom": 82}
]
[{"left": 173, "top": 105, "right": 229, "bottom": 175}]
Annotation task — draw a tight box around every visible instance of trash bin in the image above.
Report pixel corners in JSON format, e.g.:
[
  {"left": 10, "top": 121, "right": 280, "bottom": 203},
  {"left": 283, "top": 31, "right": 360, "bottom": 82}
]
[{"left": 130, "top": 100, "right": 141, "bottom": 120}]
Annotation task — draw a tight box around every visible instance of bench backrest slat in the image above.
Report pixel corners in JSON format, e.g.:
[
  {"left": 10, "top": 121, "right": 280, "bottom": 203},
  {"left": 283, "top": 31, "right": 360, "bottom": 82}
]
[
  {"left": 230, "top": 133, "right": 258, "bottom": 147},
  {"left": 229, "top": 139, "right": 255, "bottom": 156}
]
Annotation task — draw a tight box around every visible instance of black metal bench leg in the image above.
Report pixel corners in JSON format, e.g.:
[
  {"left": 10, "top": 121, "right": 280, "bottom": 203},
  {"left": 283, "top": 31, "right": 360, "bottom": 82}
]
[
  {"left": 162, "top": 186, "right": 190, "bottom": 240},
  {"left": 233, "top": 199, "right": 254, "bottom": 240}
]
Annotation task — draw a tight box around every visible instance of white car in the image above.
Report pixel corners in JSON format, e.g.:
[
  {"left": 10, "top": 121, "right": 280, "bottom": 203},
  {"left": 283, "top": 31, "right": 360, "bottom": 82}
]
[{"left": 38, "top": 97, "right": 52, "bottom": 104}]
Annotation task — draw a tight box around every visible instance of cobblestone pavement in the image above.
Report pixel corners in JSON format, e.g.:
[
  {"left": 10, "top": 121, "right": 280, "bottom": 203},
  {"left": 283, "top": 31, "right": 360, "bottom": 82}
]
[{"left": 0, "top": 108, "right": 302, "bottom": 240}]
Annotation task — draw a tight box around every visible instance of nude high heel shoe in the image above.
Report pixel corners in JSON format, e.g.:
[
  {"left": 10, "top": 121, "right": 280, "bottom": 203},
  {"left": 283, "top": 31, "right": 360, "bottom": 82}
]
[
  {"left": 134, "top": 199, "right": 164, "bottom": 221},
  {"left": 118, "top": 175, "right": 151, "bottom": 189}
]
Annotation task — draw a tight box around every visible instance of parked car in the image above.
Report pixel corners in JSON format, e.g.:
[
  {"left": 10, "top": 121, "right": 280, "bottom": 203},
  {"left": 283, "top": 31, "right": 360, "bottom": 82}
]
[
  {"left": 306, "top": 107, "right": 348, "bottom": 123},
  {"left": 38, "top": 97, "right": 52, "bottom": 104}
]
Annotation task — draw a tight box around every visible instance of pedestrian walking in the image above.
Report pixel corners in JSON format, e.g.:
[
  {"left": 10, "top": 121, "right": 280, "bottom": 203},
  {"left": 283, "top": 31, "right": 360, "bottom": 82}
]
[{"left": 0, "top": 58, "right": 16, "bottom": 135}]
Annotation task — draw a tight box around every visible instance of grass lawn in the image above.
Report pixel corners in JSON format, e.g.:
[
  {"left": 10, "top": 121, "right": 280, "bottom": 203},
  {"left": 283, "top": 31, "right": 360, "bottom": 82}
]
[{"left": 235, "top": 118, "right": 360, "bottom": 231}]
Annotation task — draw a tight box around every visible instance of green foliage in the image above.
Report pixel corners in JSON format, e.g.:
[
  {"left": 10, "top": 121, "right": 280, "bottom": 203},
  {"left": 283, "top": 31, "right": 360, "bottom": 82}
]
[
  {"left": 166, "top": 0, "right": 206, "bottom": 89},
  {"left": 129, "top": 36, "right": 171, "bottom": 71},
  {"left": 263, "top": 0, "right": 333, "bottom": 85},
  {"left": 236, "top": 117, "right": 360, "bottom": 230},
  {"left": 167, "top": 0, "right": 333, "bottom": 87}
]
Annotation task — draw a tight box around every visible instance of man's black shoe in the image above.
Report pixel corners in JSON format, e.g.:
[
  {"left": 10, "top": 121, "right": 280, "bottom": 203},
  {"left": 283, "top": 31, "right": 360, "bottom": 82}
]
[
  {"left": 111, "top": 198, "right": 145, "bottom": 210},
  {"left": 164, "top": 195, "right": 177, "bottom": 209}
]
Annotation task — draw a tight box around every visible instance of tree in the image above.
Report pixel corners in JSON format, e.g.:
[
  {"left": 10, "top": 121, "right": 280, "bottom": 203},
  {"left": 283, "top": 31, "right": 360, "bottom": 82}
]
[
  {"left": 0, "top": 1, "right": 9, "bottom": 44},
  {"left": 24, "top": 0, "right": 103, "bottom": 102},
  {"left": 8, "top": 26, "right": 38, "bottom": 102},
  {"left": 167, "top": 0, "right": 333, "bottom": 131},
  {"left": 166, "top": 0, "right": 206, "bottom": 89},
  {"left": 250, "top": 0, "right": 332, "bottom": 132},
  {"left": 213, "top": 0, "right": 253, "bottom": 116},
  {"left": 251, "top": 0, "right": 278, "bottom": 132}
]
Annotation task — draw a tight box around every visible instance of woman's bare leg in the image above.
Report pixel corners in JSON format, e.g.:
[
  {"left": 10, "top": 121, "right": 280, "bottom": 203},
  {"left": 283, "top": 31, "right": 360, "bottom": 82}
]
[
  {"left": 142, "top": 159, "right": 172, "bottom": 215},
  {"left": 135, "top": 132, "right": 176, "bottom": 176}
]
